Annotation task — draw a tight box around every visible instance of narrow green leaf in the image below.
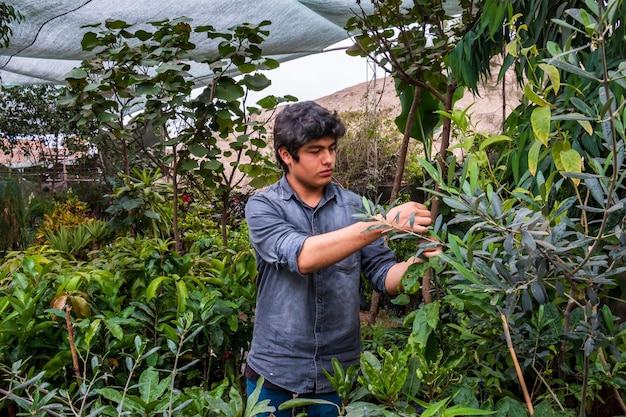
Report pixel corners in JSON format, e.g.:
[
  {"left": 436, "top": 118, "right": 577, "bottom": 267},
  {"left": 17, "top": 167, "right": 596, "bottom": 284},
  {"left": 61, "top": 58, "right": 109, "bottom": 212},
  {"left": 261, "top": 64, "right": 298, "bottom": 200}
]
[
  {"left": 546, "top": 58, "right": 600, "bottom": 82},
  {"left": 577, "top": 119, "right": 593, "bottom": 135},
  {"left": 418, "top": 157, "right": 443, "bottom": 183},
  {"left": 524, "top": 84, "right": 549, "bottom": 107},
  {"left": 175, "top": 279, "right": 189, "bottom": 313},
  {"left": 528, "top": 140, "right": 543, "bottom": 176},
  {"left": 538, "top": 63, "right": 560, "bottom": 95},
  {"left": 85, "top": 318, "right": 102, "bottom": 347},
  {"left": 279, "top": 398, "right": 339, "bottom": 411},
  {"left": 438, "top": 253, "right": 482, "bottom": 285},
  {"left": 530, "top": 281, "right": 547, "bottom": 304},
  {"left": 146, "top": 276, "right": 168, "bottom": 302},
  {"left": 479, "top": 134, "right": 511, "bottom": 151},
  {"left": 583, "top": 177, "right": 606, "bottom": 206}
]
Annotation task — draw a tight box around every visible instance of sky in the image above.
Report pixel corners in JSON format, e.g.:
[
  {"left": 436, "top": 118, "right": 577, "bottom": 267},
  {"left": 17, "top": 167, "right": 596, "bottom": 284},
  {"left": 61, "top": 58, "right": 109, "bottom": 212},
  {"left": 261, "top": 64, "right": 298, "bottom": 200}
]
[{"left": 247, "top": 39, "right": 388, "bottom": 103}]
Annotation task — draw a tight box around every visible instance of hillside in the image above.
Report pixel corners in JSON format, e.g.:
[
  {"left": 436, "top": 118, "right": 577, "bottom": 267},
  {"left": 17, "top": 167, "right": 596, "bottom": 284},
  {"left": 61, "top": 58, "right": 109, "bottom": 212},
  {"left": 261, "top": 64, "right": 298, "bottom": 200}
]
[{"left": 313, "top": 73, "right": 522, "bottom": 136}]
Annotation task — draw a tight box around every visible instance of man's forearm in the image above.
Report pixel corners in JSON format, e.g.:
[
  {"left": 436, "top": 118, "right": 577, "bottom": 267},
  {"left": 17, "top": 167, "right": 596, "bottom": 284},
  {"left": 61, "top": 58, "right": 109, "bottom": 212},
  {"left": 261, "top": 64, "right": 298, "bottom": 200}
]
[{"left": 297, "top": 221, "right": 384, "bottom": 274}]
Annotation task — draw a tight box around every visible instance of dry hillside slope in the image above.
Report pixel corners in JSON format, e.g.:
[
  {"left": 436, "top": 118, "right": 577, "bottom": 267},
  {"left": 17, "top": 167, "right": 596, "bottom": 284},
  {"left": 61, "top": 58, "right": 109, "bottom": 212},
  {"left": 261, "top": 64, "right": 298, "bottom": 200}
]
[{"left": 313, "top": 74, "right": 522, "bottom": 136}]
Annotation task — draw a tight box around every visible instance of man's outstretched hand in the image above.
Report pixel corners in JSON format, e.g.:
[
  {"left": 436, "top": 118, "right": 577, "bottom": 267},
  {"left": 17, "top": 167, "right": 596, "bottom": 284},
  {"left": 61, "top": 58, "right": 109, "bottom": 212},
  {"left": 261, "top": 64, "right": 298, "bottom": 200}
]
[{"left": 384, "top": 201, "right": 433, "bottom": 235}]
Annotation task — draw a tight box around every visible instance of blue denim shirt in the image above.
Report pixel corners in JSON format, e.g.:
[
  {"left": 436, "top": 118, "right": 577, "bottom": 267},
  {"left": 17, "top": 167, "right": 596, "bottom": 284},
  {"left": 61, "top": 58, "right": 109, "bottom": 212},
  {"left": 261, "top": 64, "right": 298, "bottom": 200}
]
[{"left": 244, "top": 176, "right": 397, "bottom": 394}]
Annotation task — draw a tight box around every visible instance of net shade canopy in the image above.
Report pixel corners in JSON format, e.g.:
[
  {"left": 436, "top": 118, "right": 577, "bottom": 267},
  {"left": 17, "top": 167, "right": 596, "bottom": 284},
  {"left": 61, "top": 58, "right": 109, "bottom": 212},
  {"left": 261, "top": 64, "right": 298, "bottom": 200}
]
[{"left": 0, "top": 0, "right": 378, "bottom": 87}]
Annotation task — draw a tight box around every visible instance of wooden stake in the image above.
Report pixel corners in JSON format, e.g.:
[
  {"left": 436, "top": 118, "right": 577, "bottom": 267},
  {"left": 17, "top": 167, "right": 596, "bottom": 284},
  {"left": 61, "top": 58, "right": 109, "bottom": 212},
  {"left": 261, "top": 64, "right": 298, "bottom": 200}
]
[{"left": 501, "top": 313, "right": 534, "bottom": 415}]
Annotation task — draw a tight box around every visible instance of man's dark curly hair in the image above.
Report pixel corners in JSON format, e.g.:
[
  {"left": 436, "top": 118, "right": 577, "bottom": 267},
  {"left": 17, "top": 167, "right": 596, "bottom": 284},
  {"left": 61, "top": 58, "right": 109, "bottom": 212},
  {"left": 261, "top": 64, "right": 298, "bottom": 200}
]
[{"left": 273, "top": 101, "right": 346, "bottom": 172}]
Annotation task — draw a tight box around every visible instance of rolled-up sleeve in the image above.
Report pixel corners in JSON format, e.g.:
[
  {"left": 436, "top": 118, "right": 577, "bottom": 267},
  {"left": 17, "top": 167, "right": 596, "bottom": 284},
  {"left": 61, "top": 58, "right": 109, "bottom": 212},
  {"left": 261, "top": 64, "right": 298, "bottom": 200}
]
[
  {"left": 245, "top": 190, "right": 308, "bottom": 276},
  {"left": 361, "top": 237, "right": 396, "bottom": 294}
]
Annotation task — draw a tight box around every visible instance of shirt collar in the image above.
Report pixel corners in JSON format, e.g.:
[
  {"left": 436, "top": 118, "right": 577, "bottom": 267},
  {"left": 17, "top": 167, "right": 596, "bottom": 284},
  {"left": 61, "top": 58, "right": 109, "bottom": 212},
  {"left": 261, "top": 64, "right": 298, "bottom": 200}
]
[{"left": 277, "top": 175, "right": 338, "bottom": 206}]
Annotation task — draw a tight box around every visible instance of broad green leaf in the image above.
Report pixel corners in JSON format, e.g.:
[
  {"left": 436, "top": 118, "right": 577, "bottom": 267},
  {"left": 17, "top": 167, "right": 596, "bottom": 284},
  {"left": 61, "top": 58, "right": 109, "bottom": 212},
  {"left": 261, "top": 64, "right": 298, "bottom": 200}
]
[
  {"left": 43, "top": 350, "right": 72, "bottom": 375},
  {"left": 143, "top": 209, "right": 160, "bottom": 220},
  {"left": 409, "top": 303, "right": 435, "bottom": 350},
  {"left": 105, "top": 19, "right": 131, "bottom": 29},
  {"left": 97, "top": 387, "right": 123, "bottom": 404},
  {"left": 242, "top": 74, "right": 272, "bottom": 91},
  {"left": 139, "top": 367, "right": 170, "bottom": 404},
  {"left": 505, "top": 41, "right": 518, "bottom": 58},
  {"left": 80, "top": 32, "right": 99, "bottom": 51},
  {"left": 520, "top": 229, "right": 536, "bottom": 250},
  {"left": 257, "top": 94, "right": 278, "bottom": 109},
  {"left": 156, "top": 62, "right": 189, "bottom": 74},
  {"left": 530, "top": 281, "right": 547, "bottom": 304},
  {"left": 180, "top": 159, "right": 199, "bottom": 170},
  {"left": 552, "top": 140, "right": 566, "bottom": 172},
  {"left": 424, "top": 300, "right": 440, "bottom": 329},
  {"left": 97, "top": 111, "right": 118, "bottom": 123},
  {"left": 570, "top": 98, "right": 594, "bottom": 116},
  {"left": 104, "top": 318, "right": 124, "bottom": 340},
  {"left": 531, "top": 106, "right": 551, "bottom": 146},
  {"left": 202, "top": 159, "right": 223, "bottom": 171},
  {"left": 214, "top": 79, "right": 244, "bottom": 101},
  {"left": 83, "top": 83, "right": 100, "bottom": 92},
  {"left": 560, "top": 148, "right": 582, "bottom": 184},
  {"left": 442, "top": 197, "right": 469, "bottom": 211},
  {"left": 135, "top": 29, "right": 152, "bottom": 41},
  {"left": 188, "top": 143, "right": 208, "bottom": 157},
  {"left": 247, "top": 176, "right": 270, "bottom": 189},
  {"left": 135, "top": 82, "right": 160, "bottom": 96}
]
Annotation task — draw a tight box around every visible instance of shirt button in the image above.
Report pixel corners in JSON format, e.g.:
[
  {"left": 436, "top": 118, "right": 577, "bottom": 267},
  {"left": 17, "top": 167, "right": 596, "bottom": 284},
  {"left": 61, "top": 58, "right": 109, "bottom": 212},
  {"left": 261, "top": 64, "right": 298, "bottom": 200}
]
[{"left": 317, "top": 297, "right": 322, "bottom": 303}]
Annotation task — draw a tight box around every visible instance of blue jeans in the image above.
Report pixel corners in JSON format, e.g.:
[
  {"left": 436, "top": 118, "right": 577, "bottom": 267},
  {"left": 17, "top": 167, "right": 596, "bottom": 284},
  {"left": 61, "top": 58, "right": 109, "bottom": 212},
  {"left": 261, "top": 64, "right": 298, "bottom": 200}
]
[{"left": 246, "top": 378, "right": 341, "bottom": 417}]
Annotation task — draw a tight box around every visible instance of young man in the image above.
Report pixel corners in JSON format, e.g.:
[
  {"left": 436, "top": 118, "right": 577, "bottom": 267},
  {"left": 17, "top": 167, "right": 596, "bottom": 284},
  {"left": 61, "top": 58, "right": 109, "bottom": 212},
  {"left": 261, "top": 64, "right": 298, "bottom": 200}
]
[{"left": 244, "top": 101, "right": 441, "bottom": 417}]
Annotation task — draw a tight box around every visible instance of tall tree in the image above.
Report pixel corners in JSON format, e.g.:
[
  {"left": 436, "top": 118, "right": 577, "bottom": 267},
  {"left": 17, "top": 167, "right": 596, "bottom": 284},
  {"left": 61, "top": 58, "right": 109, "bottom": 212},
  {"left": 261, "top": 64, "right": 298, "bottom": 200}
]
[
  {"left": 346, "top": 0, "right": 486, "bottom": 320},
  {"left": 62, "top": 18, "right": 290, "bottom": 250}
]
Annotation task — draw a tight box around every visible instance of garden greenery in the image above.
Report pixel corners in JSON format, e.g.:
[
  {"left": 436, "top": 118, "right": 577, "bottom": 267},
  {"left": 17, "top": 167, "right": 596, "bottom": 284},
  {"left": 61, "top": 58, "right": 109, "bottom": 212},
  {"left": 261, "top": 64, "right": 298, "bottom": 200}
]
[{"left": 1, "top": 1, "right": 626, "bottom": 417}]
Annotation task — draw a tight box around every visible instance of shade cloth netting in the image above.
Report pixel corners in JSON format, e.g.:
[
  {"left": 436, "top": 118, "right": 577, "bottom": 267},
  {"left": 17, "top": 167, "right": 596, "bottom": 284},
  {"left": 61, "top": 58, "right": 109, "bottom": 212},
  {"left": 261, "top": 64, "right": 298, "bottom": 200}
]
[{"left": 0, "top": 0, "right": 381, "bottom": 87}]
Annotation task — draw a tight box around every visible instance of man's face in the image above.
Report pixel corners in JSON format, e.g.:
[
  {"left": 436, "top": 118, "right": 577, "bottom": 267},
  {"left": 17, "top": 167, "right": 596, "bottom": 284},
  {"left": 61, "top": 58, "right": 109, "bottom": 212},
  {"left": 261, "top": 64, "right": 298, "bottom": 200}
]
[{"left": 280, "top": 136, "right": 337, "bottom": 192}]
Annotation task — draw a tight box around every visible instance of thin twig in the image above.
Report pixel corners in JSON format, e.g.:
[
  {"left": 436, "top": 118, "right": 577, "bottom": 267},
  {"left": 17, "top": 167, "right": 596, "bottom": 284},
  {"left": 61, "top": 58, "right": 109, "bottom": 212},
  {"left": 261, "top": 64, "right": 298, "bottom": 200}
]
[
  {"left": 501, "top": 313, "right": 534, "bottom": 415},
  {"left": 65, "top": 305, "right": 82, "bottom": 382},
  {"left": 0, "top": 388, "right": 64, "bottom": 417}
]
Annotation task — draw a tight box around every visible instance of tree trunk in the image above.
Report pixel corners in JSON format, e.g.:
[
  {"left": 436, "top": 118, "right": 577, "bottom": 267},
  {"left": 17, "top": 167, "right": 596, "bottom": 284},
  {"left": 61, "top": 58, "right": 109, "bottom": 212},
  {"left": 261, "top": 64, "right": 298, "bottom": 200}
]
[
  {"left": 424, "top": 79, "right": 457, "bottom": 304},
  {"left": 171, "top": 147, "right": 181, "bottom": 253},
  {"left": 367, "top": 86, "right": 422, "bottom": 326},
  {"left": 221, "top": 192, "right": 229, "bottom": 247}
]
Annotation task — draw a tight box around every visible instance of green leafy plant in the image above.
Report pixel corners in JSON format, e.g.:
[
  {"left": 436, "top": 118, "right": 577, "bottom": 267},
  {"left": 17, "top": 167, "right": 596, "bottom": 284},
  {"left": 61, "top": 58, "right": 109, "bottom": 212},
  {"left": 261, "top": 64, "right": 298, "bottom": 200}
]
[
  {"left": 106, "top": 167, "right": 173, "bottom": 239},
  {"left": 61, "top": 17, "right": 288, "bottom": 250},
  {"left": 44, "top": 219, "right": 112, "bottom": 258},
  {"left": 413, "top": 2, "right": 626, "bottom": 414}
]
